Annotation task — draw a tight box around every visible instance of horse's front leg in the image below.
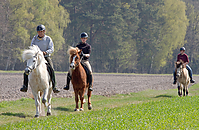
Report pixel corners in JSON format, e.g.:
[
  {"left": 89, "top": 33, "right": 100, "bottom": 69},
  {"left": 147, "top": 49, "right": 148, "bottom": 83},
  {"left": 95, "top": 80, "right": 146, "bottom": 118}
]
[
  {"left": 178, "top": 83, "right": 182, "bottom": 97},
  {"left": 38, "top": 91, "right": 42, "bottom": 116},
  {"left": 47, "top": 87, "right": 53, "bottom": 116},
  {"left": 74, "top": 89, "right": 79, "bottom": 111},
  {"left": 79, "top": 88, "right": 86, "bottom": 111},
  {"left": 33, "top": 92, "right": 40, "bottom": 118},
  {"left": 42, "top": 88, "right": 49, "bottom": 107},
  {"left": 87, "top": 85, "right": 92, "bottom": 110}
]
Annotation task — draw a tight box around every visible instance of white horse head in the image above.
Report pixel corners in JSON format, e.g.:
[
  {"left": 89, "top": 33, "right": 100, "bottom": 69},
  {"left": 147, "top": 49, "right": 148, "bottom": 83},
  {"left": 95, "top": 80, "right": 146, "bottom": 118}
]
[{"left": 22, "top": 45, "right": 47, "bottom": 75}]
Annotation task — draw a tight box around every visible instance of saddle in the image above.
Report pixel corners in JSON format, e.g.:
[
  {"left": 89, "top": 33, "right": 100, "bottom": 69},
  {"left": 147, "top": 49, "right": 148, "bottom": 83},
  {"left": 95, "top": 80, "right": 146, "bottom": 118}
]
[{"left": 81, "top": 63, "right": 90, "bottom": 84}]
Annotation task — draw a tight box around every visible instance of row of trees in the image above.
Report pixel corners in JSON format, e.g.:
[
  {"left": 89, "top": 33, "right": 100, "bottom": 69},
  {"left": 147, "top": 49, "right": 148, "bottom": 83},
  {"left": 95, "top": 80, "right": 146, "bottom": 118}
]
[{"left": 0, "top": 0, "right": 198, "bottom": 74}]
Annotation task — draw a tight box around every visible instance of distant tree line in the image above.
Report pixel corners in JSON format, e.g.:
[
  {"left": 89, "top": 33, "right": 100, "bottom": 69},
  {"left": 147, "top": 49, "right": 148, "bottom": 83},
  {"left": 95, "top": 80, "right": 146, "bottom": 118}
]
[{"left": 0, "top": 0, "right": 198, "bottom": 74}]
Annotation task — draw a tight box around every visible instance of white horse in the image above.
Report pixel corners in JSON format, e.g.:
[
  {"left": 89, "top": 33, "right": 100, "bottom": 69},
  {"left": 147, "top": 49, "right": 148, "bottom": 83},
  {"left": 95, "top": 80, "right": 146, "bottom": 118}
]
[
  {"left": 22, "top": 45, "right": 52, "bottom": 117},
  {"left": 176, "top": 61, "right": 190, "bottom": 97}
]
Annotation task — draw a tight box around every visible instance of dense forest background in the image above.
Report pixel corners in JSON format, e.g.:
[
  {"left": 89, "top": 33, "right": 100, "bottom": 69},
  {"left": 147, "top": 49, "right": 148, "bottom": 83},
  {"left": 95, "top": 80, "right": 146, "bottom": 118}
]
[{"left": 0, "top": 0, "right": 199, "bottom": 74}]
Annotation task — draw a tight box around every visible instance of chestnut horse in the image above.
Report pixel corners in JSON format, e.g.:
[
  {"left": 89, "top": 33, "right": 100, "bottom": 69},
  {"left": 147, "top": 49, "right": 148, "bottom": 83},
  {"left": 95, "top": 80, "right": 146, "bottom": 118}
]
[
  {"left": 175, "top": 61, "right": 190, "bottom": 97},
  {"left": 68, "top": 47, "right": 92, "bottom": 111}
]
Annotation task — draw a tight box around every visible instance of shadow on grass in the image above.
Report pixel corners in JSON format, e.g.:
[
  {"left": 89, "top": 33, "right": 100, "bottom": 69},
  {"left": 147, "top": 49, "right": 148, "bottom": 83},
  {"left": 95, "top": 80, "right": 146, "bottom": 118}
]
[
  {"left": 0, "top": 112, "right": 32, "bottom": 118},
  {"left": 154, "top": 95, "right": 174, "bottom": 98},
  {"left": 53, "top": 107, "right": 74, "bottom": 112}
]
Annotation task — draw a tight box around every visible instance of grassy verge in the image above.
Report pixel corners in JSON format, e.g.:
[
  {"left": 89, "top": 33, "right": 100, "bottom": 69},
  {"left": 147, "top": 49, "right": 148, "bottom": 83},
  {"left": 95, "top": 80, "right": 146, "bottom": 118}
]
[{"left": 0, "top": 84, "right": 199, "bottom": 129}]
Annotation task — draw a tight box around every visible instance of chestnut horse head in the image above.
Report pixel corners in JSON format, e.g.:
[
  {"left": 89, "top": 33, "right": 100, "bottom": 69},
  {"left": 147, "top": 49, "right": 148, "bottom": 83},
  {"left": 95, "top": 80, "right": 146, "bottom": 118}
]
[
  {"left": 68, "top": 47, "right": 82, "bottom": 70},
  {"left": 67, "top": 46, "right": 92, "bottom": 111}
]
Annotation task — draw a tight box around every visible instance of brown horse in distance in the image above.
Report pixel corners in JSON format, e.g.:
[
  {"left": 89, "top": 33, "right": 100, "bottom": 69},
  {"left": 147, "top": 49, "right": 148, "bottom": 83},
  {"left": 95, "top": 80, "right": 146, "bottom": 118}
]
[{"left": 68, "top": 47, "right": 92, "bottom": 111}]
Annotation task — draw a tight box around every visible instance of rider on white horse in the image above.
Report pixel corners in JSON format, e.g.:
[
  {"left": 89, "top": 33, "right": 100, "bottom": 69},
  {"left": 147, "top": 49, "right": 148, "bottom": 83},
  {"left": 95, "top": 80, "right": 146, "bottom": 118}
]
[
  {"left": 173, "top": 47, "right": 195, "bottom": 84},
  {"left": 64, "top": 32, "right": 93, "bottom": 91},
  {"left": 20, "top": 24, "right": 60, "bottom": 93}
]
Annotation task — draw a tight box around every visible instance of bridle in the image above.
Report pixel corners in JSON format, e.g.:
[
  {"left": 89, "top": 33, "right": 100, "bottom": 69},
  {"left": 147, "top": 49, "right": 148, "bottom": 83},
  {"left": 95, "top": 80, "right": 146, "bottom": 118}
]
[
  {"left": 25, "top": 51, "right": 40, "bottom": 74},
  {"left": 70, "top": 53, "right": 82, "bottom": 69},
  {"left": 176, "top": 62, "right": 183, "bottom": 78}
]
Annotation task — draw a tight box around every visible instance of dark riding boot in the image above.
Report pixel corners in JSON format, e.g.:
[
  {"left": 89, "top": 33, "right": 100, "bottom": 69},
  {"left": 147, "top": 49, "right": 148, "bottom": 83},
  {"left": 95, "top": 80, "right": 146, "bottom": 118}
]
[
  {"left": 47, "top": 64, "right": 60, "bottom": 93},
  {"left": 190, "top": 78, "right": 195, "bottom": 83},
  {"left": 64, "top": 73, "right": 71, "bottom": 90},
  {"left": 173, "top": 80, "right": 177, "bottom": 85},
  {"left": 20, "top": 73, "right": 28, "bottom": 92},
  {"left": 88, "top": 73, "right": 93, "bottom": 91},
  {"left": 186, "top": 65, "right": 195, "bottom": 83},
  {"left": 51, "top": 70, "right": 60, "bottom": 93},
  {"left": 173, "top": 70, "right": 177, "bottom": 85}
]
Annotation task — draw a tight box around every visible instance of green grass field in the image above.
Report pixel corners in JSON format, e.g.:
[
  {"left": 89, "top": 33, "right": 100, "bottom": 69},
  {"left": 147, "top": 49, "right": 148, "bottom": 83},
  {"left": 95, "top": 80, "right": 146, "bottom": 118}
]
[{"left": 0, "top": 83, "right": 199, "bottom": 129}]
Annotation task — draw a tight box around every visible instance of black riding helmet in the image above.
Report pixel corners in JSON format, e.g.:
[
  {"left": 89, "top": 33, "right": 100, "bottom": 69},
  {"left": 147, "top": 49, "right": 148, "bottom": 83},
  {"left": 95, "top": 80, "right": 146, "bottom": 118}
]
[
  {"left": 37, "top": 24, "right": 45, "bottom": 31},
  {"left": 180, "top": 47, "right": 185, "bottom": 51},
  {"left": 80, "top": 32, "right": 88, "bottom": 38}
]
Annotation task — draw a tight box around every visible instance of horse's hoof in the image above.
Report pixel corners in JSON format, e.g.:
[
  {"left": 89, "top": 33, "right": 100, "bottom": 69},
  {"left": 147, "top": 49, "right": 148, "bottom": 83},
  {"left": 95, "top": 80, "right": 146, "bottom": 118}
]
[
  {"left": 74, "top": 108, "right": 79, "bottom": 111},
  {"left": 42, "top": 99, "right": 47, "bottom": 104},
  {"left": 80, "top": 108, "right": 84, "bottom": 111},
  {"left": 88, "top": 104, "right": 92, "bottom": 110},
  {"left": 47, "top": 112, "right": 51, "bottom": 116},
  {"left": 34, "top": 115, "right": 39, "bottom": 118}
]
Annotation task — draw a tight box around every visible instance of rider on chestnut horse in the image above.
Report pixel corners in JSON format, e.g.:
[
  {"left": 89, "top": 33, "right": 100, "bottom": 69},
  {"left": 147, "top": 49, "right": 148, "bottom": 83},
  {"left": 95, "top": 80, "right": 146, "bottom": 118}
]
[
  {"left": 64, "top": 32, "right": 93, "bottom": 91},
  {"left": 173, "top": 47, "right": 195, "bottom": 84}
]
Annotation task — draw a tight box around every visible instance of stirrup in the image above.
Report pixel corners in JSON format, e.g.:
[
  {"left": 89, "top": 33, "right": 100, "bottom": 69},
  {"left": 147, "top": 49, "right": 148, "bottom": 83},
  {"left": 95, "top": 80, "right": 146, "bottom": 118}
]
[
  {"left": 88, "top": 86, "right": 93, "bottom": 91},
  {"left": 63, "top": 85, "right": 70, "bottom": 90},
  {"left": 190, "top": 79, "right": 195, "bottom": 83},
  {"left": 20, "top": 85, "right": 28, "bottom": 92},
  {"left": 53, "top": 87, "right": 60, "bottom": 93}
]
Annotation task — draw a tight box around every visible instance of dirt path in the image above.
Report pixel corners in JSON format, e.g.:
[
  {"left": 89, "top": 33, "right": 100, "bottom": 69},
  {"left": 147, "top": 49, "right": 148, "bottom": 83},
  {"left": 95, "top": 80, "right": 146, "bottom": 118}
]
[{"left": 0, "top": 73, "right": 198, "bottom": 102}]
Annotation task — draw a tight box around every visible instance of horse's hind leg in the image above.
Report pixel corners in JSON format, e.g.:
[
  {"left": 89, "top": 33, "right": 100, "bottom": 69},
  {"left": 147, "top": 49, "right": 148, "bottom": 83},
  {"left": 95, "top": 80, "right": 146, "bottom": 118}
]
[
  {"left": 183, "top": 86, "right": 186, "bottom": 97},
  {"left": 47, "top": 87, "right": 52, "bottom": 116},
  {"left": 42, "top": 88, "right": 49, "bottom": 107},
  {"left": 87, "top": 87, "right": 92, "bottom": 110},
  {"left": 185, "top": 85, "right": 189, "bottom": 96}
]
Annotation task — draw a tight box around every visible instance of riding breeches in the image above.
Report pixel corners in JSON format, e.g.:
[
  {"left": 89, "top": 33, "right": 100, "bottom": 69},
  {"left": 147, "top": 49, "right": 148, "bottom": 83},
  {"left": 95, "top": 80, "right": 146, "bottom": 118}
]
[
  {"left": 173, "top": 65, "right": 193, "bottom": 80},
  {"left": 81, "top": 60, "right": 92, "bottom": 73},
  {"left": 45, "top": 57, "right": 54, "bottom": 69}
]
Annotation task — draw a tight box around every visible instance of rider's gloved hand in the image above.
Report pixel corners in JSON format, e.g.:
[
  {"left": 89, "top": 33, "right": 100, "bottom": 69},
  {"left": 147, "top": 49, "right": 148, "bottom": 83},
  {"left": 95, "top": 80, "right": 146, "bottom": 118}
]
[{"left": 79, "top": 51, "right": 84, "bottom": 58}]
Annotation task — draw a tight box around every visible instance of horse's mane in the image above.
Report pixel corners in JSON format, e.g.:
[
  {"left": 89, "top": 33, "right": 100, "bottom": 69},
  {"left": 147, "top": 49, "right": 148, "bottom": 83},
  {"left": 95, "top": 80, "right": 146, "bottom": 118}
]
[
  {"left": 22, "top": 45, "right": 42, "bottom": 61},
  {"left": 176, "top": 62, "right": 182, "bottom": 68},
  {"left": 67, "top": 46, "right": 80, "bottom": 62},
  {"left": 67, "top": 46, "right": 79, "bottom": 55}
]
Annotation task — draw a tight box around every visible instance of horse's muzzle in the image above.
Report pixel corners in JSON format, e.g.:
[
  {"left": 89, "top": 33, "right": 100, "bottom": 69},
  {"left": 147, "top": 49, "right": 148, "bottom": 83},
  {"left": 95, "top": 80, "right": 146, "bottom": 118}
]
[
  {"left": 70, "top": 63, "right": 75, "bottom": 70},
  {"left": 25, "top": 67, "right": 31, "bottom": 75}
]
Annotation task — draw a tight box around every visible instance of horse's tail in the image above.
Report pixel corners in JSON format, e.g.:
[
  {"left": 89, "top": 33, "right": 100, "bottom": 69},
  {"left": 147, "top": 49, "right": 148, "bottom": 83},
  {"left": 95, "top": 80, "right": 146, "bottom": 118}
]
[{"left": 29, "top": 92, "right": 43, "bottom": 100}]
